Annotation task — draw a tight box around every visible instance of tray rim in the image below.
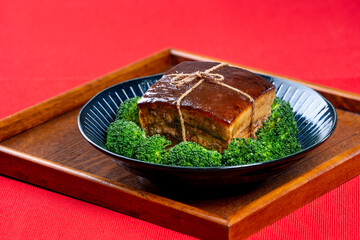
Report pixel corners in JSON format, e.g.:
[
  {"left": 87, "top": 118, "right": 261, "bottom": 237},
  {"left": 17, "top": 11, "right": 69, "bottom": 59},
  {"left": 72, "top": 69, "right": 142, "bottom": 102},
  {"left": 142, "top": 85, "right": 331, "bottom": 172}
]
[
  {"left": 1, "top": 48, "right": 360, "bottom": 240},
  {"left": 1, "top": 48, "right": 359, "bottom": 142}
]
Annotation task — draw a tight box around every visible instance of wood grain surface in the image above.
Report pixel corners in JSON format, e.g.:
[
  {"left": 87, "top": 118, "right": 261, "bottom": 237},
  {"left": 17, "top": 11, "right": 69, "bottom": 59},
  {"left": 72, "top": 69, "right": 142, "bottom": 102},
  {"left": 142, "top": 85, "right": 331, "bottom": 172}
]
[{"left": 1, "top": 49, "right": 360, "bottom": 240}]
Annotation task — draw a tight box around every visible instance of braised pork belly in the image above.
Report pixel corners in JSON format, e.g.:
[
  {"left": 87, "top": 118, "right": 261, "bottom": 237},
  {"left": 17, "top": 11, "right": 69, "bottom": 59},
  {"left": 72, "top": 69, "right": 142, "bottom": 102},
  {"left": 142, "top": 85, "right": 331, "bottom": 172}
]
[{"left": 137, "top": 61, "right": 275, "bottom": 152}]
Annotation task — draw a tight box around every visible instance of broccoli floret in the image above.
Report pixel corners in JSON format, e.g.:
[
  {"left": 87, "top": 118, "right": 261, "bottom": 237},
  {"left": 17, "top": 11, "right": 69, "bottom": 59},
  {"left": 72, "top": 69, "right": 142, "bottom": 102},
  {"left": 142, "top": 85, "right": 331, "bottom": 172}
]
[
  {"left": 164, "top": 142, "right": 222, "bottom": 167},
  {"left": 105, "top": 119, "right": 145, "bottom": 158},
  {"left": 256, "top": 97, "right": 301, "bottom": 159},
  {"left": 116, "top": 97, "right": 141, "bottom": 126},
  {"left": 135, "top": 135, "right": 171, "bottom": 164},
  {"left": 222, "top": 138, "right": 270, "bottom": 166}
]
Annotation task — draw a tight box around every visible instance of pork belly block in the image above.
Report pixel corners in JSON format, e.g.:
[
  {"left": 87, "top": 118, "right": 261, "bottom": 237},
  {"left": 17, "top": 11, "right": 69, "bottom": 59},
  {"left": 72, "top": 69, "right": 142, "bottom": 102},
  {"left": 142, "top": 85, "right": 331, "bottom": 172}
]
[{"left": 137, "top": 61, "right": 276, "bottom": 152}]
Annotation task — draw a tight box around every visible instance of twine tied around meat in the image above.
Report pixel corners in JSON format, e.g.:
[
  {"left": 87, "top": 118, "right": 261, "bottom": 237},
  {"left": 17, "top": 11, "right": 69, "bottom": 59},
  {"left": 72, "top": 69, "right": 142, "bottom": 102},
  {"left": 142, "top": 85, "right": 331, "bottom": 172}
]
[{"left": 164, "top": 62, "right": 256, "bottom": 142}]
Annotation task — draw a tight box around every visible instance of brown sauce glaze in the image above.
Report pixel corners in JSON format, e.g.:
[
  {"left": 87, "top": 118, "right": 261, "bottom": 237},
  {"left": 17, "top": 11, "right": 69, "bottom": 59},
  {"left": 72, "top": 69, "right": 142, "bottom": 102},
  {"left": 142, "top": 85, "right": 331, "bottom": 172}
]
[{"left": 138, "top": 61, "right": 274, "bottom": 127}]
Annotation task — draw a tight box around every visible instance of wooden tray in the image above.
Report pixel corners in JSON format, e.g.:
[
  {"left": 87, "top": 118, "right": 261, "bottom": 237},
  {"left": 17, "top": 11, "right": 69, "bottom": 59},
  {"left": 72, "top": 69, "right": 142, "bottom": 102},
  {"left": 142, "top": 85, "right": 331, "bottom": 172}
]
[{"left": 1, "top": 49, "right": 360, "bottom": 240}]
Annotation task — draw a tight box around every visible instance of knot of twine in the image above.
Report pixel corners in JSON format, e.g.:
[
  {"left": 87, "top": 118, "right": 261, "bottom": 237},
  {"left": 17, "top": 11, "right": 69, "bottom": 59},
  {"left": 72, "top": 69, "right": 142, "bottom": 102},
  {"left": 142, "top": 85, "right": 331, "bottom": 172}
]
[
  {"left": 164, "top": 62, "right": 255, "bottom": 142},
  {"left": 166, "top": 70, "right": 225, "bottom": 87}
]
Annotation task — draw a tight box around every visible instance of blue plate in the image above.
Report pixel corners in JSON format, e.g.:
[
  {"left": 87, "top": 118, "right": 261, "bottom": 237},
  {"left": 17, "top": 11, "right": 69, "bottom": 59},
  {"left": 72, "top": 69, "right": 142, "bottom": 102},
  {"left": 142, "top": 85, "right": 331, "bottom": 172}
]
[{"left": 78, "top": 73, "right": 337, "bottom": 187}]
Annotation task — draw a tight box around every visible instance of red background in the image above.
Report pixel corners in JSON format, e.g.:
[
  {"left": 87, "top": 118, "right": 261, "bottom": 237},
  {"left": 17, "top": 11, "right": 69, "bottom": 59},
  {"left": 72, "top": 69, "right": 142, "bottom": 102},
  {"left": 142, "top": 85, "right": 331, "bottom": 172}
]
[{"left": 1, "top": 0, "right": 359, "bottom": 239}]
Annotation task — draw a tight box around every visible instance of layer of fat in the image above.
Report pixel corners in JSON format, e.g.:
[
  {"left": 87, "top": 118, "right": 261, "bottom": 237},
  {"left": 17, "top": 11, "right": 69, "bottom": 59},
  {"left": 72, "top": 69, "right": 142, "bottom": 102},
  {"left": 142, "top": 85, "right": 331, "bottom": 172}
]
[{"left": 229, "top": 89, "right": 276, "bottom": 140}]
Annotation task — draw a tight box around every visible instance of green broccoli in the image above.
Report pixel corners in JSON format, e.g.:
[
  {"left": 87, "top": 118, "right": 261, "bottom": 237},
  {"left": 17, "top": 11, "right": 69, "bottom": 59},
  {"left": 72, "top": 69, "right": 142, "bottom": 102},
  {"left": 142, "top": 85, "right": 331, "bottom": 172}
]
[
  {"left": 222, "top": 97, "right": 301, "bottom": 165},
  {"left": 116, "top": 97, "right": 141, "bottom": 126},
  {"left": 256, "top": 97, "right": 301, "bottom": 159},
  {"left": 135, "top": 135, "right": 171, "bottom": 164},
  {"left": 106, "top": 96, "right": 301, "bottom": 167},
  {"left": 164, "top": 142, "right": 222, "bottom": 167},
  {"left": 222, "top": 138, "right": 270, "bottom": 166},
  {"left": 105, "top": 119, "right": 145, "bottom": 158}
]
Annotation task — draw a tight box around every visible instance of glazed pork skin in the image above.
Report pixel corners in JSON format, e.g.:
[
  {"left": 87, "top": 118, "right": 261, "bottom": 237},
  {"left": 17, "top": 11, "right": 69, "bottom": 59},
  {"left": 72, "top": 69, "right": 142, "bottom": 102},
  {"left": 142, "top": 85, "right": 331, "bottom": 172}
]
[{"left": 137, "top": 61, "right": 276, "bottom": 152}]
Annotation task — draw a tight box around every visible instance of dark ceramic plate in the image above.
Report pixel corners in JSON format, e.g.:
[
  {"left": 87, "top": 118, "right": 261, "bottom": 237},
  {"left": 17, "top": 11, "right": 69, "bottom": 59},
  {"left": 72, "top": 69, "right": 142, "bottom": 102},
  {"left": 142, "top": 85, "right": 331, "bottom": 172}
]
[{"left": 78, "top": 73, "right": 337, "bottom": 187}]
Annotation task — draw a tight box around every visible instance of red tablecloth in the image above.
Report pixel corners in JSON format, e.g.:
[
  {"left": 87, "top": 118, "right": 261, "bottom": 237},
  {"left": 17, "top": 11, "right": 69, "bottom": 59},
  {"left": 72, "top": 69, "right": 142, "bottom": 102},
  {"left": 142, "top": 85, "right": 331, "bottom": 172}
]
[{"left": 1, "top": 0, "right": 359, "bottom": 239}]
